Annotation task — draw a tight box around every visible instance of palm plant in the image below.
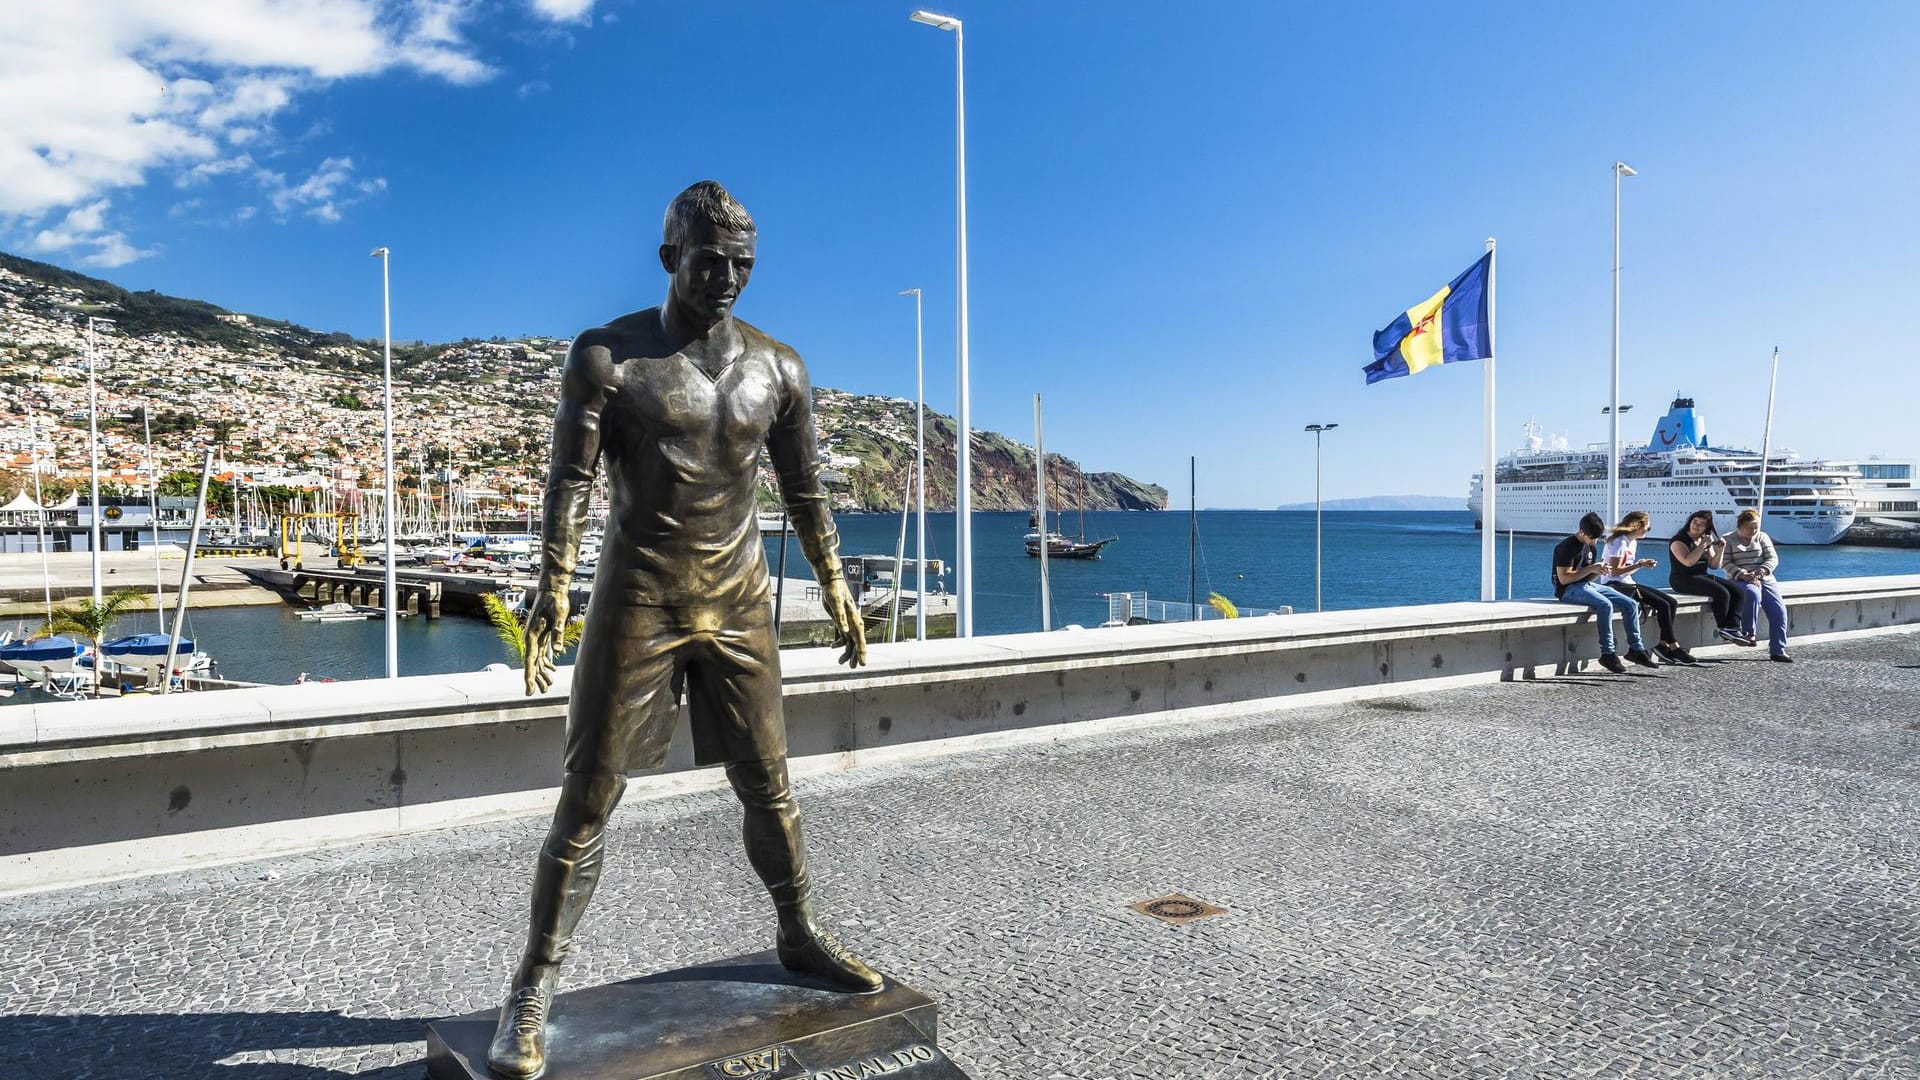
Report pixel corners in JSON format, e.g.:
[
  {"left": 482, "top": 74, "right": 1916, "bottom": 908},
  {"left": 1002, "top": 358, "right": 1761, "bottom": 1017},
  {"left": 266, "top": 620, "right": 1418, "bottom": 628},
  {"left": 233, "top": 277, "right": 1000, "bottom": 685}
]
[
  {"left": 47, "top": 588, "right": 149, "bottom": 698},
  {"left": 480, "top": 592, "right": 583, "bottom": 666}
]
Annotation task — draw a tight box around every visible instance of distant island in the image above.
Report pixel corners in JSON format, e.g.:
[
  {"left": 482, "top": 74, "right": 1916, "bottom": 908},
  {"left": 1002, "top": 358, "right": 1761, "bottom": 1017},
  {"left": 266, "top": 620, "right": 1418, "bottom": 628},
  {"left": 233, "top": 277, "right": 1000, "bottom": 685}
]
[{"left": 1272, "top": 495, "right": 1464, "bottom": 512}]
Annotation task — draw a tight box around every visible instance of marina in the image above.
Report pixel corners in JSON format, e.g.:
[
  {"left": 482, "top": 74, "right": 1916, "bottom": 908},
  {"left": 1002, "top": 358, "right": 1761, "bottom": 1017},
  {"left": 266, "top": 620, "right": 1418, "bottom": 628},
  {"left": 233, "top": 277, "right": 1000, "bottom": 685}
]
[{"left": 3, "top": 510, "right": 1917, "bottom": 687}]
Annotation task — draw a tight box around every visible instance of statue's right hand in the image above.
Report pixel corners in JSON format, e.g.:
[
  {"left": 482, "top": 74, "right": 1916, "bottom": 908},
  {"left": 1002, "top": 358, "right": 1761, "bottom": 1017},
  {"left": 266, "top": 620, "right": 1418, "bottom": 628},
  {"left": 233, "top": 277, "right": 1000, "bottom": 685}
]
[{"left": 522, "top": 589, "right": 569, "bottom": 696}]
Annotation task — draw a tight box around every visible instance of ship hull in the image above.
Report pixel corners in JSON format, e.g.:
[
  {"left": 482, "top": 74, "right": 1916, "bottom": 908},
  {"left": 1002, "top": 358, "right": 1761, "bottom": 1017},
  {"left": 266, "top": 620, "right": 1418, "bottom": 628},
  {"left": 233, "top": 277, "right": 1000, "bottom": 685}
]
[{"left": 1468, "top": 479, "right": 1853, "bottom": 545}]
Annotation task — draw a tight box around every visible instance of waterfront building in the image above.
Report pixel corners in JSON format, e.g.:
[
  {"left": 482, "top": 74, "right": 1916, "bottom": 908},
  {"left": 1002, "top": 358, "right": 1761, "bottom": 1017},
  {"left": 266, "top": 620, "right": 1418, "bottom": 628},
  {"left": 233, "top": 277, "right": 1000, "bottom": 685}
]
[{"left": 1828, "top": 459, "right": 1918, "bottom": 527}]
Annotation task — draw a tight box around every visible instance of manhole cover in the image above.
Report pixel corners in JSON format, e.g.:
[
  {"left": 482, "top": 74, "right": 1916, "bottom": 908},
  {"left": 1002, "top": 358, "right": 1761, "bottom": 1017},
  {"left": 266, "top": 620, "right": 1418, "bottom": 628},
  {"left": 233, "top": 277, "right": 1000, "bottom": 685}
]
[{"left": 1129, "top": 893, "right": 1227, "bottom": 925}]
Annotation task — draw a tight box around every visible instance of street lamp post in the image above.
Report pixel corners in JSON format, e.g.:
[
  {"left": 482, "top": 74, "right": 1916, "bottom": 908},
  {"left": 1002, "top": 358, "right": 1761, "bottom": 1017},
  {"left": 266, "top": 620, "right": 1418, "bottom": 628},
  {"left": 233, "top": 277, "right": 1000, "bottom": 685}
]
[
  {"left": 370, "top": 247, "right": 398, "bottom": 679},
  {"left": 909, "top": 9, "right": 972, "bottom": 637},
  {"left": 1305, "top": 423, "right": 1338, "bottom": 612},
  {"left": 1602, "top": 403, "right": 1633, "bottom": 527},
  {"left": 899, "top": 288, "right": 927, "bottom": 641},
  {"left": 1610, "top": 161, "right": 1637, "bottom": 527}
]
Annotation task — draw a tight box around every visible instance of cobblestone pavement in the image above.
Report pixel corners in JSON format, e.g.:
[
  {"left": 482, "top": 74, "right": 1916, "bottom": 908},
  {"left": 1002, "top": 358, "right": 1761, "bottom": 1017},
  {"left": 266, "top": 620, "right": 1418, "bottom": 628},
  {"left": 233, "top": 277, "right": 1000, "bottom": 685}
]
[{"left": 4, "top": 633, "right": 1918, "bottom": 1079}]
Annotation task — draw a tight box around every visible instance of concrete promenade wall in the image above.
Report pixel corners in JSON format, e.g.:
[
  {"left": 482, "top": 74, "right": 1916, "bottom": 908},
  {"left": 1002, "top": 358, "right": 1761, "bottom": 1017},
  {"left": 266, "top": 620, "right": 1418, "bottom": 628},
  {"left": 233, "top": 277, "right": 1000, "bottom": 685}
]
[{"left": 5, "top": 574, "right": 1917, "bottom": 893}]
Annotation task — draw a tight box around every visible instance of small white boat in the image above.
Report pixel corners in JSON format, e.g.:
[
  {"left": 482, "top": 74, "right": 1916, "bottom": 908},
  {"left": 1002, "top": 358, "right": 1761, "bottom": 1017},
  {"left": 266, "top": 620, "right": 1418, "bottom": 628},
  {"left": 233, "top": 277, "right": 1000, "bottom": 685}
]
[
  {"left": 757, "top": 511, "right": 794, "bottom": 534},
  {"left": 0, "top": 635, "right": 89, "bottom": 681},
  {"left": 298, "top": 602, "right": 379, "bottom": 622}
]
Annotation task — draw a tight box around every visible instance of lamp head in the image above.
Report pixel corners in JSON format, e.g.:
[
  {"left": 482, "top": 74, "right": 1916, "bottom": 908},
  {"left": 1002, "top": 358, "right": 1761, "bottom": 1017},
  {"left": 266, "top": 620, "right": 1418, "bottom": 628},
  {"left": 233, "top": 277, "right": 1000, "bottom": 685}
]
[
  {"left": 1615, "top": 162, "right": 1638, "bottom": 177},
  {"left": 910, "top": 10, "right": 961, "bottom": 31},
  {"left": 370, "top": 247, "right": 389, "bottom": 257},
  {"left": 899, "top": 288, "right": 921, "bottom": 297}
]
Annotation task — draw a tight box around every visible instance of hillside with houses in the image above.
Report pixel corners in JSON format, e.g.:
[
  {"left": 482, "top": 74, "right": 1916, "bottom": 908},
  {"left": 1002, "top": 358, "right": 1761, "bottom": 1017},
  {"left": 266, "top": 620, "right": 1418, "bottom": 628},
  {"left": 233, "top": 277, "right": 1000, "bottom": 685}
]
[{"left": 0, "top": 252, "right": 1167, "bottom": 516}]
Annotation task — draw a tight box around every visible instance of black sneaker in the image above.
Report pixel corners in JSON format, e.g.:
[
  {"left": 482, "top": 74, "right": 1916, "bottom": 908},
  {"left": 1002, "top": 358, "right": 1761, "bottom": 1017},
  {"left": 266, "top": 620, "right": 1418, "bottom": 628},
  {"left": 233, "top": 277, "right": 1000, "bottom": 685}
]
[
  {"left": 1715, "top": 627, "right": 1744, "bottom": 645},
  {"left": 1625, "top": 649, "right": 1660, "bottom": 668},
  {"left": 1656, "top": 643, "right": 1696, "bottom": 665},
  {"left": 1736, "top": 633, "right": 1758, "bottom": 647},
  {"left": 1598, "top": 653, "right": 1627, "bottom": 674},
  {"left": 1770, "top": 653, "right": 1794, "bottom": 663}
]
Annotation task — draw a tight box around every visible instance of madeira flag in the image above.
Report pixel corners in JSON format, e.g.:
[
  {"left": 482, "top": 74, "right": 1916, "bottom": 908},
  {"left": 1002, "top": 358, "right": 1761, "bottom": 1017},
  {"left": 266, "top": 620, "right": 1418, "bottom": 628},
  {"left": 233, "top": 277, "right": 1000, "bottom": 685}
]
[{"left": 1363, "top": 252, "right": 1493, "bottom": 384}]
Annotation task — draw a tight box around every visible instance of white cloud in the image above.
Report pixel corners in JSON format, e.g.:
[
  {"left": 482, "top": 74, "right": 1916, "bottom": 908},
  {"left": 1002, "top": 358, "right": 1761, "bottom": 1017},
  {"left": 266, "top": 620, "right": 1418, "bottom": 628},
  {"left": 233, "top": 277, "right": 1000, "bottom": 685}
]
[
  {"left": 0, "top": 0, "right": 527, "bottom": 262},
  {"left": 529, "top": 0, "right": 595, "bottom": 23},
  {"left": 177, "top": 154, "right": 257, "bottom": 187},
  {"left": 28, "top": 200, "right": 157, "bottom": 267},
  {"left": 259, "top": 156, "right": 385, "bottom": 223}
]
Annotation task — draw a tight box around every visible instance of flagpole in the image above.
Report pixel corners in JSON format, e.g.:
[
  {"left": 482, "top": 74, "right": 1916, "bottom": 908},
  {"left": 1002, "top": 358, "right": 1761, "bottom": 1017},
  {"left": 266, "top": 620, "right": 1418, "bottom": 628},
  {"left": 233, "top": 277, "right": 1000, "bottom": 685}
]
[{"left": 1481, "top": 237, "right": 1497, "bottom": 601}]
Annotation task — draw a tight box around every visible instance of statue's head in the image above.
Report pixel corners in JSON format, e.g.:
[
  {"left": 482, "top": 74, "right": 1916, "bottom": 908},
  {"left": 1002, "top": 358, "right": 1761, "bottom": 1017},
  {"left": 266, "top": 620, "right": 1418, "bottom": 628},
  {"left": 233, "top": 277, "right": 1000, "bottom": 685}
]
[{"left": 660, "top": 180, "right": 756, "bottom": 322}]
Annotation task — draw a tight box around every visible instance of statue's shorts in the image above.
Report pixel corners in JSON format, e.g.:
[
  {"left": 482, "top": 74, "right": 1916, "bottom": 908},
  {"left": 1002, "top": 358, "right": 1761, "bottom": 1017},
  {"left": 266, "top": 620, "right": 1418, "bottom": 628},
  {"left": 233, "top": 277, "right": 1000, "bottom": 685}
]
[{"left": 563, "top": 596, "right": 785, "bottom": 774}]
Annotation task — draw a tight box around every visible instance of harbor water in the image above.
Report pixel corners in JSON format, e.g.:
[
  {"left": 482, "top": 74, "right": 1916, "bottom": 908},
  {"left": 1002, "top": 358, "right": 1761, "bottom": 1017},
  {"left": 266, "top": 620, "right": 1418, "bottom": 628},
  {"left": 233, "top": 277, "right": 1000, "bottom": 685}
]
[{"left": 32, "top": 511, "right": 1920, "bottom": 684}]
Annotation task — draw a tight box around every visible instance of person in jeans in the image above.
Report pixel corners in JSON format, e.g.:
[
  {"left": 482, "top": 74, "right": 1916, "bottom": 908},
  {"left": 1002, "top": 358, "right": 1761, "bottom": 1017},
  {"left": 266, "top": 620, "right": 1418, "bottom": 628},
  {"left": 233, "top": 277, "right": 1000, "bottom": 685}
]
[
  {"left": 1599, "top": 510, "right": 1695, "bottom": 664},
  {"left": 1667, "top": 509, "right": 1752, "bottom": 646},
  {"left": 1554, "top": 511, "right": 1658, "bottom": 673},
  {"left": 1724, "top": 508, "right": 1791, "bottom": 661}
]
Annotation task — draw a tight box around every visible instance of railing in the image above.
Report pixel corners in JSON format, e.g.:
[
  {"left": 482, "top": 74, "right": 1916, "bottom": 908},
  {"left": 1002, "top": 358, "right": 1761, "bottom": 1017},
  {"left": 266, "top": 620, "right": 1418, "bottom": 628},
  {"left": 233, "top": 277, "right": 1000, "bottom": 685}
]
[{"left": 1101, "top": 591, "right": 1290, "bottom": 625}]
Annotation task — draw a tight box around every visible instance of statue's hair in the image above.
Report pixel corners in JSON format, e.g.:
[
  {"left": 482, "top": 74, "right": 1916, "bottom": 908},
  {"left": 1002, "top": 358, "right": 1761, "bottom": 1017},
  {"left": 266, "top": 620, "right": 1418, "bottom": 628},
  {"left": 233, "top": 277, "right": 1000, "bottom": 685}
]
[{"left": 662, "top": 180, "right": 755, "bottom": 247}]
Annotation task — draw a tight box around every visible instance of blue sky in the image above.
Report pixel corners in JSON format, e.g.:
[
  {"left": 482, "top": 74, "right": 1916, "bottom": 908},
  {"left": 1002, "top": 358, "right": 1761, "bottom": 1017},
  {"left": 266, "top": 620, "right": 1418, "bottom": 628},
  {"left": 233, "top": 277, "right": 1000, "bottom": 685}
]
[{"left": 5, "top": 1, "right": 1917, "bottom": 507}]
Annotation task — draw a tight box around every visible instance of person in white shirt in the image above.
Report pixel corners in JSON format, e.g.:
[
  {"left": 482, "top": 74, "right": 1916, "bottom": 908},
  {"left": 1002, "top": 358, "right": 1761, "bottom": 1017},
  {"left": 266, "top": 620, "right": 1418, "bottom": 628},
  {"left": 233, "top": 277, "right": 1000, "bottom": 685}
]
[
  {"left": 1600, "top": 510, "right": 1695, "bottom": 664},
  {"left": 1723, "top": 508, "right": 1791, "bottom": 661}
]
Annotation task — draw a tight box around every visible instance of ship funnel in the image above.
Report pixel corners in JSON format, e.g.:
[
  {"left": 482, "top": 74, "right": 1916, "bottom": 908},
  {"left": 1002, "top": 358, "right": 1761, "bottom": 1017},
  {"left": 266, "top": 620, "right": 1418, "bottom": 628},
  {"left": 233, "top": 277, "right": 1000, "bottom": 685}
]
[{"left": 1649, "top": 396, "right": 1706, "bottom": 451}]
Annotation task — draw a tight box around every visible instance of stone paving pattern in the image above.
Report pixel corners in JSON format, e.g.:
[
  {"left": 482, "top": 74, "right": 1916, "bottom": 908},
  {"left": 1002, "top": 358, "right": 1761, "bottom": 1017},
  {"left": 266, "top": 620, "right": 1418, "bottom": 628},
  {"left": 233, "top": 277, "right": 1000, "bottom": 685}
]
[{"left": 3, "top": 634, "right": 1918, "bottom": 1079}]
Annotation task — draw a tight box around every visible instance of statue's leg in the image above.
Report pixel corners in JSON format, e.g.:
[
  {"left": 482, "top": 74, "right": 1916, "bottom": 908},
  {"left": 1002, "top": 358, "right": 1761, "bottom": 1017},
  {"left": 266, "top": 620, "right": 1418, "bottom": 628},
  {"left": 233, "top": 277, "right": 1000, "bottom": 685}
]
[
  {"left": 723, "top": 756, "right": 810, "bottom": 930},
  {"left": 725, "top": 757, "right": 881, "bottom": 992},
  {"left": 488, "top": 769, "right": 626, "bottom": 1078}
]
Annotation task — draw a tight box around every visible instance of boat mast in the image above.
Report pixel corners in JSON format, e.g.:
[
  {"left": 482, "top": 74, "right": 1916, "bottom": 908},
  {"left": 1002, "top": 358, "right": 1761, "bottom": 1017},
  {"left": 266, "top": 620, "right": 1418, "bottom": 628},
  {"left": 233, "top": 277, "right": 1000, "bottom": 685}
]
[
  {"left": 26, "top": 396, "right": 52, "bottom": 623},
  {"left": 1033, "top": 394, "right": 1050, "bottom": 632},
  {"left": 1757, "top": 347, "right": 1780, "bottom": 525},
  {"left": 145, "top": 406, "right": 164, "bottom": 632},
  {"left": 85, "top": 317, "right": 106, "bottom": 605}
]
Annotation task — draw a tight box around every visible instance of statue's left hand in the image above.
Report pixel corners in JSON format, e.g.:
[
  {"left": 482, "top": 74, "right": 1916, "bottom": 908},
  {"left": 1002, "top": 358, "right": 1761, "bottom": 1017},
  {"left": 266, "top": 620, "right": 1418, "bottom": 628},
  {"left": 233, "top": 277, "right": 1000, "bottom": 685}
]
[{"left": 822, "top": 576, "right": 868, "bottom": 668}]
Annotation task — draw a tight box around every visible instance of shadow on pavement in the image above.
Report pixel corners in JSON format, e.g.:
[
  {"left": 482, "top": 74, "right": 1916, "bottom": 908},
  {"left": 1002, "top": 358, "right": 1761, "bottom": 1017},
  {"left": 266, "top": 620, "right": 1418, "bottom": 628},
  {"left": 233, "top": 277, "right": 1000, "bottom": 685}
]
[{"left": 0, "top": 1009, "right": 428, "bottom": 1079}]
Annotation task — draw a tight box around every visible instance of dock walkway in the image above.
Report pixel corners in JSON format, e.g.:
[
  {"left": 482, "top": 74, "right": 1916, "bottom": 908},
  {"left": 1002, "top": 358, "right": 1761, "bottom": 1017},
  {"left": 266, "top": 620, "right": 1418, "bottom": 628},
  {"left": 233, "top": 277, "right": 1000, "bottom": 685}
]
[{"left": 2, "top": 633, "right": 1914, "bottom": 1077}]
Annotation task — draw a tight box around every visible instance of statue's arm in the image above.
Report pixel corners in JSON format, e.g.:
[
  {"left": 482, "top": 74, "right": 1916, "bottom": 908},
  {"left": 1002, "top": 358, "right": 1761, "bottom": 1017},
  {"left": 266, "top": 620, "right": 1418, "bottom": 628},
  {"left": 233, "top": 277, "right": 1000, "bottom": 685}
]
[
  {"left": 538, "top": 335, "right": 618, "bottom": 593},
  {"left": 766, "top": 345, "right": 841, "bottom": 583}
]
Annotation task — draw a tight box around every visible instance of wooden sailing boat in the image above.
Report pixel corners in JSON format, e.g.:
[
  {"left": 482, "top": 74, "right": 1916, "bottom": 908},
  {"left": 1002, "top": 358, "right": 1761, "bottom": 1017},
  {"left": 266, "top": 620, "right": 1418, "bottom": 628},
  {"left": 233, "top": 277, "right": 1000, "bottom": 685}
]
[{"left": 1022, "top": 417, "right": 1117, "bottom": 560}]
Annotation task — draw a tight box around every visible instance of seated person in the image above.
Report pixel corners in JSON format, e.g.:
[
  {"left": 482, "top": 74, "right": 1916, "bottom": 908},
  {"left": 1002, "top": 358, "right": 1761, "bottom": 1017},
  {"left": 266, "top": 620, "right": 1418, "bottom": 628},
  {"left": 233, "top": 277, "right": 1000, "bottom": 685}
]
[
  {"left": 1667, "top": 509, "right": 1752, "bottom": 645},
  {"left": 1553, "top": 511, "right": 1658, "bottom": 673},
  {"left": 1723, "top": 509, "right": 1791, "bottom": 662},
  {"left": 1599, "top": 510, "right": 1694, "bottom": 664}
]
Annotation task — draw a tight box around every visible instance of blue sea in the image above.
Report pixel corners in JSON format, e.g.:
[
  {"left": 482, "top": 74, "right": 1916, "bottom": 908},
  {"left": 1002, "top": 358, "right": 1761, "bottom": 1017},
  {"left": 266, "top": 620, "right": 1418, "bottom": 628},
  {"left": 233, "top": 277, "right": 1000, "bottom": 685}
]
[{"left": 49, "top": 512, "right": 1920, "bottom": 684}]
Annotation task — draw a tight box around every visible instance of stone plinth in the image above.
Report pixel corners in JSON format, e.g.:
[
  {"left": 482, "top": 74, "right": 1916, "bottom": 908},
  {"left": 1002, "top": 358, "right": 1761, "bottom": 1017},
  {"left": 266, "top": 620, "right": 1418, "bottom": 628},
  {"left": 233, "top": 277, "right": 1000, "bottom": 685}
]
[{"left": 425, "top": 951, "right": 970, "bottom": 1080}]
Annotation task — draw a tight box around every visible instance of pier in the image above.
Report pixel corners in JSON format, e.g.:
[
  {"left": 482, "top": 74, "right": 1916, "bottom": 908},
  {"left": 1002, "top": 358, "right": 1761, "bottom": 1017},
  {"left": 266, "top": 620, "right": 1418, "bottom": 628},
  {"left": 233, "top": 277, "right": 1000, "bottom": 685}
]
[
  {"left": 242, "top": 565, "right": 446, "bottom": 619},
  {"left": 0, "top": 550, "right": 283, "bottom": 617}
]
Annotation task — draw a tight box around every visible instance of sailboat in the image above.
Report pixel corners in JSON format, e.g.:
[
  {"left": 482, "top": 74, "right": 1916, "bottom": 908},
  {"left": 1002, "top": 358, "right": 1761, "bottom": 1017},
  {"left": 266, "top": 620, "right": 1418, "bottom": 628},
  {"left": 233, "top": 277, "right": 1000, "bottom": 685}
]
[{"left": 1023, "top": 450, "right": 1117, "bottom": 560}]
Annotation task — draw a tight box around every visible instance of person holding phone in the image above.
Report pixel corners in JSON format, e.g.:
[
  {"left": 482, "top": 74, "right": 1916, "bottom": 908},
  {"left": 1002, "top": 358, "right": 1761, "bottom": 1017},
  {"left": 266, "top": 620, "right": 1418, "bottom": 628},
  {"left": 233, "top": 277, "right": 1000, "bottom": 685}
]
[
  {"left": 1553, "top": 511, "right": 1658, "bottom": 673},
  {"left": 1667, "top": 509, "right": 1751, "bottom": 645},
  {"left": 1599, "top": 510, "right": 1694, "bottom": 663}
]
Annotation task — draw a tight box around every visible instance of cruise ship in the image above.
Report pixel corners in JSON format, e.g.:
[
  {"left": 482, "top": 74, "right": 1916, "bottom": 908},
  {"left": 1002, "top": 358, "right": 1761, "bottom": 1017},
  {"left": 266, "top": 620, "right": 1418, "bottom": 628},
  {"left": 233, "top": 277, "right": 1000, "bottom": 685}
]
[{"left": 1468, "top": 397, "right": 1859, "bottom": 545}]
